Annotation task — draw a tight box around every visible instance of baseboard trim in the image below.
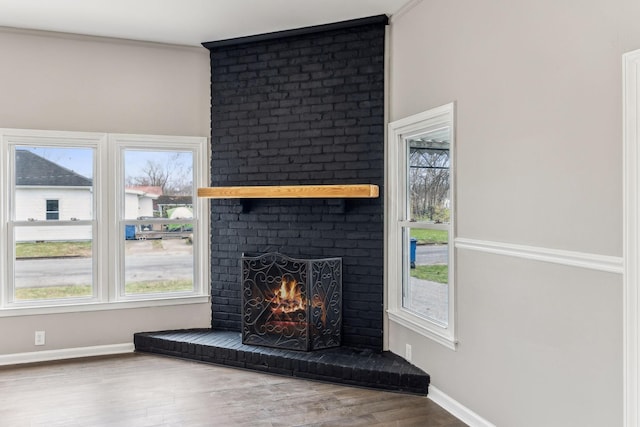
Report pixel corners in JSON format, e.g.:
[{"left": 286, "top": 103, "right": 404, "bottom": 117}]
[
  {"left": 455, "top": 238, "right": 623, "bottom": 274},
  {"left": 0, "top": 343, "right": 135, "bottom": 366},
  {"left": 428, "top": 385, "right": 496, "bottom": 427}
]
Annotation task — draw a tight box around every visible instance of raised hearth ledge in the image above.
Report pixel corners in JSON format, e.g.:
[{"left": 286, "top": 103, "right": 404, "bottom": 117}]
[
  {"left": 134, "top": 329, "right": 430, "bottom": 395},
  {"left": 197, "top": 184, "right": 379, "bottom": 199}
]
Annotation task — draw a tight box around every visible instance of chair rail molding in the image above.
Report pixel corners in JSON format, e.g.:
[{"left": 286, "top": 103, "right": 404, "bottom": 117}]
[
  {"left": 455, "top": 238, "right": 623, "bottom": 274},
  {"left": 623, "top": 48, "right": 640, "bottom": 427}
]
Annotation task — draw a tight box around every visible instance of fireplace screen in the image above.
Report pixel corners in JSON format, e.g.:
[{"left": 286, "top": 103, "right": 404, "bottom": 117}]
[{"left": 241, "top": 253, "right": 342, "bottom": 351}]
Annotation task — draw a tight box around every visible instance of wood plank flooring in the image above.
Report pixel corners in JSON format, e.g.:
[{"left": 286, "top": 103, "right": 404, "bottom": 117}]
[{"left": 0, "top": 353, "right": 466, "bottom": 427}]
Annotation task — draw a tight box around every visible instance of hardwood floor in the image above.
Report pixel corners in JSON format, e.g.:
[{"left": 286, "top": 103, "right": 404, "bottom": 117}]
[{"left": 0, "top": 353, "right": 466, "bottom": 427}]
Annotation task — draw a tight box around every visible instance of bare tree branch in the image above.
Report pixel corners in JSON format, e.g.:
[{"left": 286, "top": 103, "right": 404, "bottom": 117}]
[{"left": 126, "top": 152, "right": 193, "bottom": 195}]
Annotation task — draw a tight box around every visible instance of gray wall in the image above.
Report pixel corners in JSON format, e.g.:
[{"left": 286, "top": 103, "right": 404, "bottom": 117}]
[
  {"left": 0, "top": 27, "right": 211, "bottom": 355},
  {"left": 0, "top": 28, "right": 210, "bottom": 135},
  {"left": 388, "top": 0, "right": 637, "bottom": 425}
]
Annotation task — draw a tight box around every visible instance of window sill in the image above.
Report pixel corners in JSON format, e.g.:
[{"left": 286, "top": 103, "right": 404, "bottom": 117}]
[
  {"left": 387, "top": 309, "right": 457, "bottom": 351},
  {"left": 0, "top": 295, "right": 210, "bottom": 318}
]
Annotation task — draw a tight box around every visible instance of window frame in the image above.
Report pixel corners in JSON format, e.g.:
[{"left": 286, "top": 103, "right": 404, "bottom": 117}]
[
  {"left": 45, "top": 199, "right": 60, "bottom": 220},
  {"left": 0, "top": 128, "right": 209, "bottom": 316},
  {"left": 109, "top": 134, "right": 208, "bottom": 301},
  {"left": 5, "top": 131, "right": 104, "bottom": 308},
  {"left": 386, "top": 103, "right": 457, "bottom": 350}
]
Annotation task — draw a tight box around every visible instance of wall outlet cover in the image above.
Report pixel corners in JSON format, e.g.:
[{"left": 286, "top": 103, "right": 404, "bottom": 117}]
[{"left": 35, "top": 331, "right": 45, "bottom": 346}]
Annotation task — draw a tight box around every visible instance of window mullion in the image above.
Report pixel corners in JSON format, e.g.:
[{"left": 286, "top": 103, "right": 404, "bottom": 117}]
[
  {"left": 399, "top": 221, "right": 449, "bottom": 231},
  {"left": 5, "top": 221, "right": 16, "bottom": 305}
]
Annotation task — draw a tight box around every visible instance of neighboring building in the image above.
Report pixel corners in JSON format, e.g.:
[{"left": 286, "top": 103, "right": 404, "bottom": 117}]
[
  {"left": 15, "top": 149, "right": 92, "bottom": 242},
  {"left": 124, "top": 185, "right": 162, "bottom": 219},
  {"left": 15, "top": 150, "right": 162, "bottom": 241}
]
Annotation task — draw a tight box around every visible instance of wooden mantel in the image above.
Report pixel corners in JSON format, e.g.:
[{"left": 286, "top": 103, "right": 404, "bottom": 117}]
[{"left": 197, "top": 184, "right": 379, "bottom": 199}]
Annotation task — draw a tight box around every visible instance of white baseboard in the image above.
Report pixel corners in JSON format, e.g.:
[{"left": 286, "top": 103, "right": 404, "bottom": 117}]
[
  {"left": 428, "top": 385, "right": 496, "bottom": 427},
  {"left": 0, "top": 343, "right": 134, "bottom": 366}
]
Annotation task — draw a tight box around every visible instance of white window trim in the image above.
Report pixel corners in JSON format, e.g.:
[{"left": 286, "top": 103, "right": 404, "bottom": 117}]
[
  {"left": 109, "top": 133, "right": 209, "bottom": 302},
  {"left": 3, "top": 130, "right": 106, "bottom": 308},
  {"left": 0, "top": 128, "right": 210, "bottom": 317},
  {"left": 386, "top": 103, "right": 457, "bottom": 350},
  {"left": 623, "top": 49, "right": 640, "bottom": 427}
]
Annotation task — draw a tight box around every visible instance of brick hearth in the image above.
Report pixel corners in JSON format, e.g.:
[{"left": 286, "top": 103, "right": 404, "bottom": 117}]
[{"left": 134, "top": 329, "right": 429, "bottom": 395}]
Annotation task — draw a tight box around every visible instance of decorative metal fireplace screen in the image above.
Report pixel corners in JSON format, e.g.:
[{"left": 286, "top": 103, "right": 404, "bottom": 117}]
[{"left": 241, "top": 252, "right": 342, "bottom": 351}]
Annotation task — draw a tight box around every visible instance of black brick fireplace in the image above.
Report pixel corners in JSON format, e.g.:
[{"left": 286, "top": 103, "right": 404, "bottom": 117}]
[
  {"left": 134, "top": 15, "right": 431, "bottom": 395},
  {"left": 204, "top": 16, "right": 387, "bottom": 350}
]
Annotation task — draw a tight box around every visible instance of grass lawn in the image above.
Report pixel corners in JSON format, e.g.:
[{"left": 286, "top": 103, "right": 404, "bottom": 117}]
[
  {"left": 125, "top": 280, "right": 193, "bottom": 294},
  {"left": 16, "top": 241, "right": 92, "bottom": 258},
  {"left": 410, "top": 264, "right": 448, "bottom": 284},
  {"left": 410, "top": 229, "right": 448, "bottom": 245},
  {"left": 15, "top": 285, "right": 93, "bottom": 300},
  {"left": 15, "top": 280, "right": 193, "bottom": 300}
]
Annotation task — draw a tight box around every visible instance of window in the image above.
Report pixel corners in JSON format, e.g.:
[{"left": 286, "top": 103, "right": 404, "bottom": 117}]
[
  {"left": 386, "top": 103, "right": 456, "bottom": 349},
  {"left": 45, "top": 200, "right": 60, "bottom": 220},
  {"left": 11, "top": 144, "right": 96, "bottom": 304},
  {"left": 116, "top": 143, "right": 197, "bottom": 299},
  {"left": 0, "top": 129, "right": 208, "bottom": 313}
]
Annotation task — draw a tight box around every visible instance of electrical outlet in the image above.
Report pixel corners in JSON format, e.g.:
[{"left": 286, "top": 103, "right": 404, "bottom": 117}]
[
  {"left": 405, "top": 344, "right": 412, "bottom": 362},
  {"left": 35, "top": 331, "right": 45, "bottom": 346}
]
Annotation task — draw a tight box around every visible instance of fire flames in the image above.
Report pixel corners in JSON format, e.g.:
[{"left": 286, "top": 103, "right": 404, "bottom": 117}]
[
  {"left": 269, "top": 276, "right": 328, "bottom": 327},
  {"left": 270, "top": 276, "right": 305, "bottom": 315}
]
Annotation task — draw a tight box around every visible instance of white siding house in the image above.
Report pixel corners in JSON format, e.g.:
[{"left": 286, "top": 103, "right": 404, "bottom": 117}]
[
  {"left": 15, "top": 150, "right": 159, "bottom": 241},
  {"left": 124, "top": 186, "right": 161, "bottom": 220},
  {"left": 15, "top": 186, "right": 93, "bottom": 242},
  {"left": 14, "top": 149, "right": 93, "bottom": 242}
]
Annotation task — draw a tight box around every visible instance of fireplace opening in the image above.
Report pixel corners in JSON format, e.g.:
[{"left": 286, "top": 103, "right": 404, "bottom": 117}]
[{"left": 241, "top": 252, "right": 342, "bottom": 351}]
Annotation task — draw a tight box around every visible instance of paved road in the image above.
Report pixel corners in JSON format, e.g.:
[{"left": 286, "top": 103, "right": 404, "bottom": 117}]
[
  {"left": 416, "top": 244, "right": 448, "bottom": 265},
  {"left": 14, "top": 244, "right": 447, "bottom": 288},
  {"left": 15, "top": 253, "right": 193, "bottom": 288},
  {"left": 408, "top": 245, "right": 450, "bottom": 324}
]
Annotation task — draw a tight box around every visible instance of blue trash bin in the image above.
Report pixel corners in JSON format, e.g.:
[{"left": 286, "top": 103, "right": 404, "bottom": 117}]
[
  {"left": 125, "top": 225, "right": 136, "bottom": 240},
  {"left": 410, "top": 238, "right": 417, "bottom": 269}
]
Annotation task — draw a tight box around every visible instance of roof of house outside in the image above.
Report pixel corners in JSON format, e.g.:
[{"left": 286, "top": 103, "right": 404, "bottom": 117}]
[{"left": 15, "top": 149, "right": 92, "bottom": 187}]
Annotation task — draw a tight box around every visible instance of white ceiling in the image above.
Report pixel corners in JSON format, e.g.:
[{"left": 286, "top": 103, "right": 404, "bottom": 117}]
[{"left": 0, "top": 0, "right": 410, "bottom": 46}]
